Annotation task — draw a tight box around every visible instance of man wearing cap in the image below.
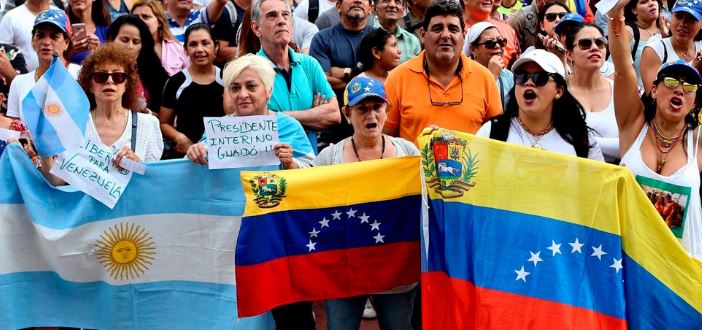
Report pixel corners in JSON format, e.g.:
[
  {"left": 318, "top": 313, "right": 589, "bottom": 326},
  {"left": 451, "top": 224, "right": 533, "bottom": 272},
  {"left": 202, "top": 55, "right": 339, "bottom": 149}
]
[
  {"left": 464, "top": 22, "right": 514, "bottom": 107},
  {"left": 251, "top": 0, "right": 340, "bottom": 153},
  {"left": 463, "top": 0, "right": 520, "bottom": 66},
  {"left": 0, "top": 0, "right": 52, "bottom": 71},
  {"left": 384, "top": 0, "right": 502, "bottom": 144}
]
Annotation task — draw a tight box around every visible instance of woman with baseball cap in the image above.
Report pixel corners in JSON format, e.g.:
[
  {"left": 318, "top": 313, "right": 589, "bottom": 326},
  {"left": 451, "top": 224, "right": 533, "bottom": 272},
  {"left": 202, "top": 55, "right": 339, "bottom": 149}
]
[
  {"left": 476, "top": 49, "right": 604, "bottom": 160},
  {"left": 610, "top": 0, "right": 702, "bottom": 259}
]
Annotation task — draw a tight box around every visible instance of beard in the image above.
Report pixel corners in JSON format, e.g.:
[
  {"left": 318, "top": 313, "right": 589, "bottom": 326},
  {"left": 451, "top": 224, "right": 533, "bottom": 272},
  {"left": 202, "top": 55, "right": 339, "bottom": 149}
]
[{"left": 346, "top": 10, "right": 367, "bottom": 23}]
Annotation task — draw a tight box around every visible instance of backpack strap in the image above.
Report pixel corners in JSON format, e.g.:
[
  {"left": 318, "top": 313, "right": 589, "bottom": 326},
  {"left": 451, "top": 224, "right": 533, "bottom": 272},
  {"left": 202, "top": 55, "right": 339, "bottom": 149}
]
[
  {"left": 628, "top": 21, "right": 640, "bottom": 60},
  {"left": 662, "top": 39, "right": 668, "bottom": 63},
  {"left": 309, "top": 0, "right": 319, "bottom": 23},
  {"left": 497, "top": 74, "right": 505, "bottom": 108},
  {"left": 130, "top": 111, "right": 138, "bottom": 152},
  {"left": 489, "top": 116, "right": 510, "bottom": 142}
]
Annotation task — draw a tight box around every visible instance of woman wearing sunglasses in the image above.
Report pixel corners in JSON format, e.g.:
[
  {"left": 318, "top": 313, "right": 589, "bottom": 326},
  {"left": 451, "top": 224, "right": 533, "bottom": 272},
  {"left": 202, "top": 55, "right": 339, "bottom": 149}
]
[
  {"left": 465, "top": 22, "right": 514, "bottom": 107},
  {"left": 565, "top": 24, "right": 620, "bottom": 163},
  {"left": 610, "top": 0, "right": 702, "bottom": 259},
  {"left": 40, "top": 43, "right": 164, "bottom": 185},
  {"left": 640, "top": 0, "right": 702, "bottom": 95},
  {"left": 538, "top": 2, "right": 570, "bottom": 40},
  {"left": 476, "top": 49, "right": 604, "bottom": 161}
]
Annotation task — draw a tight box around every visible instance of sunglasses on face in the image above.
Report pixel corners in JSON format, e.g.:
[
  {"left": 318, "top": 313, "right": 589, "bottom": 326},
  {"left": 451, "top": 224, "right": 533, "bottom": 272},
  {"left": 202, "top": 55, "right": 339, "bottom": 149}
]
[
  {"left": 514, "top": 71, "right": 555, "bottom": 86},
  {"left": 476, "top": 38, "right": 506, "bottom": 49},
  {"left": 93, "top": 71, "right": 127, "bottom": 84},
  {"left": 573, "top": 37, "right": 607, "bottom": 50},
  {"left": 544, "top": 12, "right": 567, "bottom": 22},
  {"left": 662, "top": 77, "right": 699, "bottom": 93}
]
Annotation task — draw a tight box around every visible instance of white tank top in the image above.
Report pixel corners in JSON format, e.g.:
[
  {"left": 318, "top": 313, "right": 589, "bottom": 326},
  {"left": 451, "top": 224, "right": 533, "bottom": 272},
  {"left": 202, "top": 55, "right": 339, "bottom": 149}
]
[{"left": 620, "top": 124, "right": 702, "bottom": 259}]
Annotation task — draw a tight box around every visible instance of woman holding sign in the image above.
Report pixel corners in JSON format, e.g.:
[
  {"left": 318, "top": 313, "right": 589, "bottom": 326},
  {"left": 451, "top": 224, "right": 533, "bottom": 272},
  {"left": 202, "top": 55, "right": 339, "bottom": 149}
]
[
  {"left": 186, "top": 54, "right": 314, "bottom": 169},
  {"left": 40, "top": 43, "right": 164, "bottom": 185}
]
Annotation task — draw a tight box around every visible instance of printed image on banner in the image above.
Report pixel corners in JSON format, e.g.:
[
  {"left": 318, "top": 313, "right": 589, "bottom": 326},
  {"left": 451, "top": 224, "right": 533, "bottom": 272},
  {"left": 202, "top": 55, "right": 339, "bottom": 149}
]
[{"left": 636, "top": 175, "right": 690, "bottom": 238}]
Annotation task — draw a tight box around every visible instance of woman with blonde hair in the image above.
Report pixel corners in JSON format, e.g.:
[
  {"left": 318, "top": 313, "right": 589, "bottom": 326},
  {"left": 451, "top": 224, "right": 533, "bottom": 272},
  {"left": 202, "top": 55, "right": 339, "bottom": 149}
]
[{"left": 131, "top": 0, "right": 189, "bottom": 75}]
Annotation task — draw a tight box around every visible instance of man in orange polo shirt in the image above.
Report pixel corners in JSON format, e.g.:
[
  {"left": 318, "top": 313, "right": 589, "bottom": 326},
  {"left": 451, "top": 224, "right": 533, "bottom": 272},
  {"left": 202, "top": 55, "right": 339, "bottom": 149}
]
[{"left": 383, "top": 0, "right": 503, "bottom": 144}]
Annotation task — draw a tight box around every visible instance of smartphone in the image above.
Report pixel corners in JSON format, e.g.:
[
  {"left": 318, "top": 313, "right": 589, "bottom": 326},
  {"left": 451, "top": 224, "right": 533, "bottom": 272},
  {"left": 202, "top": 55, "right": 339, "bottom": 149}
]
[{"left": 71, "top": 23, "right": 87, "bottom": 41}]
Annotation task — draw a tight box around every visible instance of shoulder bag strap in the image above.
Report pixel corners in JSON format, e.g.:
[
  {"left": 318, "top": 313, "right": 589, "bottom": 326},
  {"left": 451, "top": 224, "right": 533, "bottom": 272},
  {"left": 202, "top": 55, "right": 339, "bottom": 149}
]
[{"left": 131, "top": 111, "right": 138, "bottom": 151}]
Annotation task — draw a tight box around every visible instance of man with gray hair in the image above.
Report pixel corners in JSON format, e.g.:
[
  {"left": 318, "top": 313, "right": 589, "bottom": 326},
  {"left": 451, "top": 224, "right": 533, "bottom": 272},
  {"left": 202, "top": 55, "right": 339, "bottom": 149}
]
[{"left": 252, "top": 0, "right": 340, "bottom": 154}]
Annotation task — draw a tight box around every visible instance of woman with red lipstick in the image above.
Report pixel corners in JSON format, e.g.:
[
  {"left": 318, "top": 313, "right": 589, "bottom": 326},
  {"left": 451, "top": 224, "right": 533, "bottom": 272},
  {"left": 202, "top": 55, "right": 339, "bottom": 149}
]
[
  {"left": 160, "top": 23, "right": 224, "bottom": 158},
  {"left": 565, "top": 24, "right": 620, "bottom": 163},
  {"left": 610, "top": 0, "right": 702, "bottom": 259},
  {"left": 476, "top": 49, "right": 604, "bottom": 161}
]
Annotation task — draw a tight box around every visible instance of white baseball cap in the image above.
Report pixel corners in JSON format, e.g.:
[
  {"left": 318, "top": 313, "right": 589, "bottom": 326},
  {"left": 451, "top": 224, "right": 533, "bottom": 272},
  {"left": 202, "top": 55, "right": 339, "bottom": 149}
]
[{"left": 511, "top": 49, "right": 566, "bottom": 80}]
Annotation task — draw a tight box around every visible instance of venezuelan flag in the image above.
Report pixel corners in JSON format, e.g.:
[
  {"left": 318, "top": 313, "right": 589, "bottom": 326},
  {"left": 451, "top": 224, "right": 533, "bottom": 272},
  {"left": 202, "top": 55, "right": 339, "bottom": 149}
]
[
  {"left": 236, "top": 157, "right": 422, "bottom": 317},
  {"left": 418, "top": 130, "right": 702, "bottom": 328}
]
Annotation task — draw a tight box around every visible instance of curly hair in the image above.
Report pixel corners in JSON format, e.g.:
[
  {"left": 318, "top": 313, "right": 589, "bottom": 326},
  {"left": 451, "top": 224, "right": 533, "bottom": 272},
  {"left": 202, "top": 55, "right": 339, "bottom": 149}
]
[{"left": 78, "top": 43, "right": 140, "bottom": 110}]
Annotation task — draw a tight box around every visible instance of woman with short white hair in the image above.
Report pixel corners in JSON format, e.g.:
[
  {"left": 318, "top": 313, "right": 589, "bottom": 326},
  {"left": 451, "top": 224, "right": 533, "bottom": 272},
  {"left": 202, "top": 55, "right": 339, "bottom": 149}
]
[{"left": 186, "top": 54, "right": 314, "bottom": 169}]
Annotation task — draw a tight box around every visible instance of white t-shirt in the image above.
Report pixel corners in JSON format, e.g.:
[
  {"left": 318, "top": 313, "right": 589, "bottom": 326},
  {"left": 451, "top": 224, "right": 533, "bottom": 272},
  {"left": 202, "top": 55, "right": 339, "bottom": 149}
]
[
  {"left": 644, "top": 37, "right": 702, "bottom": 65},
  {"left": 292, "top": 0, "right": 335, "bottom": 21},
  {"left": 293, "top": 16, "right": 319, "bottom": 50},
  {"left": 585, "top": 79, "right": 619, "bottom": 163},
  {"left": 0, "top": 4, "right": 38, "bottom": 71},
  {"left": 6, "top": 64, "right": 82, "bottom": 119},
  {"left": 475, "top": 117, "right": 604, "bottom": 161}
]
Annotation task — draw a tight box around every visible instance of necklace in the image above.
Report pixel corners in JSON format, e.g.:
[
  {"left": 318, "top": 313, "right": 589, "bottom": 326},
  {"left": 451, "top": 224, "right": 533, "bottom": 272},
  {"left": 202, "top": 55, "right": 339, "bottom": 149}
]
[
  {"left": 517, "top": 116, "right": 553, "bottom": 149},
  {"left": 652, "top": 123, "right": 687, "bottom": 174},
  {"left": 671, "top": 41, "right": 693, "bottom": 60},
  {"left": 652, "top": 120, "right": 683, "bottom": 148},
  {"left": 635, "top": 23, "right": 658, "bottom": 37},
  {"left": 351, "top": 135, "right": 385, "bottom": 161}
]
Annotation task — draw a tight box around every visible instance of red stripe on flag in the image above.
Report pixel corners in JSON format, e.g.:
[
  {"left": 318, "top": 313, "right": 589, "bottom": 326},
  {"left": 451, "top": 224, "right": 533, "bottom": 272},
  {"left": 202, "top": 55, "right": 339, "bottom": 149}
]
[
  {"left": 236, "top": 242, "right": 420, "bottom": 317},
  {"left": 422, "top": 271, "right": 627, "bottom": 329}
]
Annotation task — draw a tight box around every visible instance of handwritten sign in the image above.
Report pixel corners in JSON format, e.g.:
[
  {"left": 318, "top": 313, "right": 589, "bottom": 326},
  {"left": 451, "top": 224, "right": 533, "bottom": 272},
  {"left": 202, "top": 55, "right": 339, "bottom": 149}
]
[
  {"left": 203, "top": 115, "right": 280, "bottom": 169},
  {"left": 50, "top": 139, "right": 134, "bottom": 209}
]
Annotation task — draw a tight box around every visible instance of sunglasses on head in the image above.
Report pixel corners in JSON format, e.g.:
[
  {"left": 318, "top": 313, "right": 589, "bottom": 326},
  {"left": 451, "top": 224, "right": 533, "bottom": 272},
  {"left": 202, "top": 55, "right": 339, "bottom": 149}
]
[
  {"left": 574, "top": 37, "right": 607, "bottom": 50},
  {"left": 662, "top": 76, "right": 699, "bottom": 93},
  {"left": 514, "top": 71, "right": 555, "bottom": 87},
  {"left": 476, "top": 38, "right": 506, "bottom": 49},
  {"left": 93, "top": 71, "right": 127, "bottom": 84},
  {"left": 544, "top": 12, "right": 567, "bottom": 22}
]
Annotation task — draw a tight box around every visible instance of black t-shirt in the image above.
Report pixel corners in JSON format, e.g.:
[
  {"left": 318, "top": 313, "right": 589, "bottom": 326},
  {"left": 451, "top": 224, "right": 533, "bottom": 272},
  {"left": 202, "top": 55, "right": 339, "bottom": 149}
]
[
  {"left": 213, "top": 7, "right": 238, "bottom": 45},
  {"left": 161, "top": 68, "right": 225, "bottom": 143}
]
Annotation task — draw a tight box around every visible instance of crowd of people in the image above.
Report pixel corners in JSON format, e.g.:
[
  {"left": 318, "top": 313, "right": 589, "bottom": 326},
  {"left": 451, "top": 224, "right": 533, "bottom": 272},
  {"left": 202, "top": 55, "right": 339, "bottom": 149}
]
[{"left": 0, "top": 0, "right": 701, "bottom": 327}]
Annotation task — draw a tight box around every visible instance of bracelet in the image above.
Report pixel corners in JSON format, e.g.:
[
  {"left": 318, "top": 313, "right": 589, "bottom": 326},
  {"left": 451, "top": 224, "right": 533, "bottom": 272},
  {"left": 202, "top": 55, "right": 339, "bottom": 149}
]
[
  {"left": 607, "top": 15, "right": 624, "bottom": 37},
  {"left": 607, "top": 15, "right": 624, "bottom": 21}
]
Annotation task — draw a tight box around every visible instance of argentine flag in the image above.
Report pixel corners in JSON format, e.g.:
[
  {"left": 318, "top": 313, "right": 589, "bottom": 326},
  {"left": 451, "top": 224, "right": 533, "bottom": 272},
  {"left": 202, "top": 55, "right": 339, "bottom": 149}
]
[
  {"left": 0, "top": 144, "right": 274, "bottom": 329},
  {"left": 21, "top": 56, "right": 89, "bottom": 156}
]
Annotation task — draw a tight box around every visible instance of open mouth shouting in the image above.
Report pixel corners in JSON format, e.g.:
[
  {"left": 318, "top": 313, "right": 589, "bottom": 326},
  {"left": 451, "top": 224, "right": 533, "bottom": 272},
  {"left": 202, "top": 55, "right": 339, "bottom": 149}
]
[{"left": 522, "top": 89, "right": 537, "bottom": 105}]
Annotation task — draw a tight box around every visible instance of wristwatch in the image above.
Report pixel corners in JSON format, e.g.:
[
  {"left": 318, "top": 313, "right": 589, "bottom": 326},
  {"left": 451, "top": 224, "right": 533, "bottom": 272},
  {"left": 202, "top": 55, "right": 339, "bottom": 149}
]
[{"left": 343, "top": 68, "right": 351, "bottom": 81}]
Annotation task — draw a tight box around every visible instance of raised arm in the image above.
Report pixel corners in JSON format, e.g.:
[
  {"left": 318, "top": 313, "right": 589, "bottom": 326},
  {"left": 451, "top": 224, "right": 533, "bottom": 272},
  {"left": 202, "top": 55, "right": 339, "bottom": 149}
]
[
  {"left": 608, "top": 0, "right": 646, "bottom": 153},
  {"left": 206, "top": 0, "right": 228, "bottom": 24}
]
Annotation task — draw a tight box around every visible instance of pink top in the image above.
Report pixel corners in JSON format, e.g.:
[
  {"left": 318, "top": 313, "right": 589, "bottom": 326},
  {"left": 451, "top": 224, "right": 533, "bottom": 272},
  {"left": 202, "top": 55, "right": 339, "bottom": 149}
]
[{"left": 161, "top": 38, "right": 189, "bottom": 76}]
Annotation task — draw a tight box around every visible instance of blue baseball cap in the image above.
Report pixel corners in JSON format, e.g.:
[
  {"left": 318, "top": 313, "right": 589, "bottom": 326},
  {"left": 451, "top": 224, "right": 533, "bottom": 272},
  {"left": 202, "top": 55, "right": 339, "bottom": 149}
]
[
  {"left": 344, "top": 76, "right": 388, "bottom": 107},
  {"left": 554, "top": 13, "right": 584, "bottom": 35},
  {"left": 656, "top": 60, "right": 702, "bottom": 85},
  {"left": 671, "top": 0, "right": 702, "bottom": 21},
  {"left": 34, "top": 9, "right": 70, "bottom": 34}
]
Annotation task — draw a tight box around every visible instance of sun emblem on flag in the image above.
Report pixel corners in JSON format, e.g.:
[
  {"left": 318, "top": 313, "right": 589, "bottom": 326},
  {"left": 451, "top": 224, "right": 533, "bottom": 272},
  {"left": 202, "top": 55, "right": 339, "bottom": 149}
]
[
  {"left": 422, "top": 129, "right": 478, "bottom": 198},
  {"left": 44, "top": 102, "right": 63, "bottom": 117},
  {"left": 95, "top": 222, "right": 156, "bottom": 280},
  {"left": 249, "top": 172, "right": 287, "bottom": 208}
]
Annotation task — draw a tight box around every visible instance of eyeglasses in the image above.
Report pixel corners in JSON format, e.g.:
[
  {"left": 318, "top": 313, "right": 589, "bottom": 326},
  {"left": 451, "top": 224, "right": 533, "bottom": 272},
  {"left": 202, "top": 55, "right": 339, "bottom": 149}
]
[
  {"left": 93, "top": 71, "right": 127, "bottom": 84},
  {"left": 514, "top": 71, "right": 555, "bottom": 86},
  {"left": 662, "top": 77, "right": 699, "bottom": 93},
  {"left": 476, "top": 38, "right": 506, "bottom": 49},
  {"left": 428, "top": 76, "right": 464, "bottom": 106},
  {"left": 573, "top": 37, "right": 607, "bottom": 50},
  {"left": 544, "top": 12, "right": 567, "bottom": 22}
]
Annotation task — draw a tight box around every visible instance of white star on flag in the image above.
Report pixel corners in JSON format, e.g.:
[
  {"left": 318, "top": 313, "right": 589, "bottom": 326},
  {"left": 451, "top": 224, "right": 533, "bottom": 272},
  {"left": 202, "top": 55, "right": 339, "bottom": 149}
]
[
  {"left": 346, "top": 208, "right": 357, "bottom": 219},
  {"left": 547, "top": 240, "right": 562, "bottom": 256},
  {"left": 306, "top": 240, "right": 316, "bottom": 252},
  {"left": 364, "top": 86, "right": 371, "bottom": 92},
  {"left": 332, "top": 210, "right": 342, "bottom": 220},
  {"left": 610, "top": 258, "right": 623, "bottom": 273},
  {"left": 591, "top": 245, "right": 607, "bottom": 260},
  {"left": 309, "top": 228, "right": 320, "bottom": 238},
  {"left": 514, "top": 266, "right": 530, "bottom": 282},
  {"left": 358, "top": 213, "right": 370, "bottom": 223},
  {"left": 373, "top": 233, "right": 385, "bottom": 243},
  {"left": 569, "top": 238, "right": 584, "bottom": 254},
  {"left": 370, "top": 220, "right": 381, "bottom": 231},
  {"left": 319, "top": 217, "right": 330, "bottom": 228},
  {"left": 528, "top": 251, "right": 543, "bottom": 266}
]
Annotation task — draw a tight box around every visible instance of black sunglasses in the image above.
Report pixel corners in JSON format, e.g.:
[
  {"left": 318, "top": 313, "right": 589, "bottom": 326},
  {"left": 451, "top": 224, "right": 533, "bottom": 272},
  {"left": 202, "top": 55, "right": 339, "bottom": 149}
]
[
  {"left": 574, "top": 37, "right": 607, "bottom": 50},
  {"left": 514, "top": 72, "right": 555, "bottom": 87},
  {"left": 93, "top": 71, "right": 127, "bottom": 84},
  {"left": 544, "top": 12, "right": 567, "bottom": 22},
  {"left": 476, "top": 38, "right": 506, "bottom": 49}
]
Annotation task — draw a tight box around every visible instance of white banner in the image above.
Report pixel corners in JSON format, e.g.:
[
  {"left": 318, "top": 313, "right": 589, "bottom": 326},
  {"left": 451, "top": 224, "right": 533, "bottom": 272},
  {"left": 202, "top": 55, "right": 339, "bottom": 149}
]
[{"left": 203, "top": 115, "right": 280, "bottom": 169}]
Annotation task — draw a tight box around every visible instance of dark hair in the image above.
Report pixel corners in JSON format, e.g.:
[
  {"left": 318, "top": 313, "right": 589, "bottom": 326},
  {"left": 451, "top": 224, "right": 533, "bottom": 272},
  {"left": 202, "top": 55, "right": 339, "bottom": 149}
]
[
  {"left": 497, "top": 74, "right": 595, "bottom": 158},
  {"left": 357, "top": 28, "right": 394, "bottom": 71},
  {"left": 183, "top": 23, "right": 218, "bottom": 49},
  {"left": 31, "top": 23, "right": 70, "bottom": 41},
  {"left": 642, "top": 86, "right": 700, "bottom": 128},
  {"left": 536, "top": 1, "right": 570, "bottom": 24},
  {"left": 78, "top": 43, "right": 140, "bottom": 110},
  {"left": 66, "top": 0, "right": 111, "bottom": 27},
  {"left": 107, "top": 14, "right": 168, "bottom": 111},
  {"left": 624, "top": 0, "right": 664, "bottom": 24},
  {"left": 237, "top": 8, "right": 261, "bottom": 57},
  {"left": 564, "top": 23, "right": 604, "bottom": 51},
  {"left": 422, "top": 0, "right": 464, "bottom": 33}
]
